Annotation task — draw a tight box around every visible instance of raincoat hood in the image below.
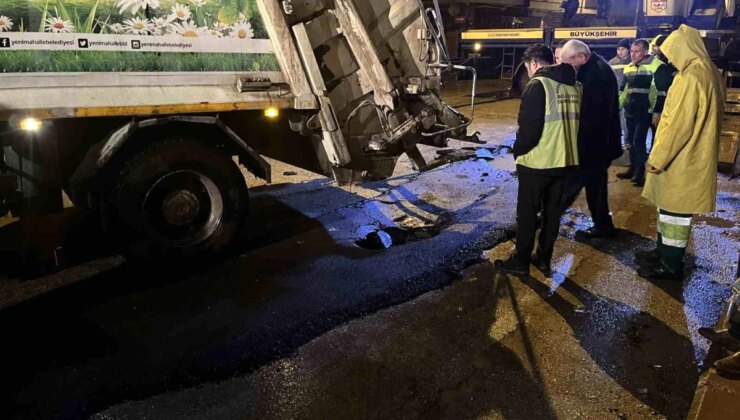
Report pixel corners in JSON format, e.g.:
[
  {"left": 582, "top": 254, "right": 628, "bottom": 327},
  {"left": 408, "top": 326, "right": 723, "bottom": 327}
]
[{"left": 661, "top": 25, "right": 711, "bottom": 72}]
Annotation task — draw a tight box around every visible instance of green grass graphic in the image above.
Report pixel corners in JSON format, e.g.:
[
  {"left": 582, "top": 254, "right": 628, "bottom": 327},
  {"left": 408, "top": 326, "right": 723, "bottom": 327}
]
[{"left": 0, "top": 50, "right": 279, "bottom": 72}]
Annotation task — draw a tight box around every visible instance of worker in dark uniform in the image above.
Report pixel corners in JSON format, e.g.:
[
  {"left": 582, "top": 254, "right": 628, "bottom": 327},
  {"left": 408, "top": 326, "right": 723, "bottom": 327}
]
[
  {"left": 559, "top": 40, "right": 623, "bottom": 239},
  {"left": 616, "top": 39, "right": 673, "bottom": 187},
  {"left": 495, "top": 44, "right": 581, "bottom": 277}
]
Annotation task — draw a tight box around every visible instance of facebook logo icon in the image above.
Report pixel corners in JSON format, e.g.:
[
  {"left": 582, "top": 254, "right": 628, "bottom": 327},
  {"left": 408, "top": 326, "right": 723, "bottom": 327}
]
[{"left": 0, "top": 38, "right": 9, "bottom": 48}]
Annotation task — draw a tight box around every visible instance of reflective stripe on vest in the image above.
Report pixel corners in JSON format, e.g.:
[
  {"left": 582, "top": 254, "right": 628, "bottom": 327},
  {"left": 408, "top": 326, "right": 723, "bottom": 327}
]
[
  {"left": 623, "top": 55, "right": 666, "bottom": 112},
  {"left": 516, "top": 76, "right": 581, "bottom": 169},
  {"left": 624, "top": 55, "right": 664, "bottom": 78}
]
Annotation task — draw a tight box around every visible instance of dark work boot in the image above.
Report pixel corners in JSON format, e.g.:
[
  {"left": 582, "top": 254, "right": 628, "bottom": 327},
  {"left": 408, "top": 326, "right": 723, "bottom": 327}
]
[
  {"left": 715, "top": 352, "right": 740, "bottom": 377},
  {"left": 698, "top": 327, "right": 740, "bottom": 352},
  {"left": 494, "top": 255, "right": 530, "bottom": 276},
  {"left": 616, "top": 167, "right": 635, "bottom": 179},
  {"left": 575, "top": 226, "right": 616, "bottom": 240},
  {"left": 635, "top": 248, "right": 661, "bottom": 265},
  {"left": 637, "top": 261, "right": 683, "bottom": 281}
]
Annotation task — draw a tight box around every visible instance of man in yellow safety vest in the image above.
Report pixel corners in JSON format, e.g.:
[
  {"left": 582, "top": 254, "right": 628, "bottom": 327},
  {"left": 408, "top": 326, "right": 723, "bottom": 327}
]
[{"left": 495, "top": 44, "right": 581, "bottom": 277}]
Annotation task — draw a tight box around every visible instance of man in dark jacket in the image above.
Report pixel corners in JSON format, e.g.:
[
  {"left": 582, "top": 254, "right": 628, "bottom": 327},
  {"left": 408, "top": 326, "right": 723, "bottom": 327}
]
[
  {"left": 559, "top": 39, "right": 623, "bottom": 238},
  {"left": 496, "top": 44, "right": 581, "bottom": 276}
]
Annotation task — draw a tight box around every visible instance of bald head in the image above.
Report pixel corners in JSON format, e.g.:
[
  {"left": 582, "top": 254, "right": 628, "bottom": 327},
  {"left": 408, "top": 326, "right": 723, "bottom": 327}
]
[{"left": 560, "top": 40, "right": 591, "bottom": 70}]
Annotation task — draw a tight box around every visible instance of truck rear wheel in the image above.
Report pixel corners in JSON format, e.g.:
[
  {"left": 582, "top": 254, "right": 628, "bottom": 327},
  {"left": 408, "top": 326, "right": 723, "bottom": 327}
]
[{"left": 115, "top": 138, "right": 248, "bottom": 259}]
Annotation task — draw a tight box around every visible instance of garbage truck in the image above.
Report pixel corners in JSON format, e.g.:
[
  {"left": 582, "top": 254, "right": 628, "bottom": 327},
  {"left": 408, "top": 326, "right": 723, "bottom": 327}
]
[{"left": 0, "top": 0, "right": 475, "bottom": 259}]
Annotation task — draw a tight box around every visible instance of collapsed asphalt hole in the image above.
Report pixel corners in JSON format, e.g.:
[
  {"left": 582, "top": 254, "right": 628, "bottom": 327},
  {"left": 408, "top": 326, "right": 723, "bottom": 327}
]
[{"left": 355, "top": 213, "right": 453, "bottom": 250}]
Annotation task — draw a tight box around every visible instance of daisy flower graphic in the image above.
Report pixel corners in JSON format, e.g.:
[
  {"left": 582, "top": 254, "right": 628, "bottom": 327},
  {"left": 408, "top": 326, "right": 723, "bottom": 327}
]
[
  {"left": 124, "top": 17, "right": 154, "bottom": 35},
  {"left": 108, "top": 23, "right": 126, "bottom": 33},
  {"left": 230, "top": 21, "right": 253, "bottom": 39},
  {"left": 206, "top": 27, "right": 223, "bottom": 38},
  {"left": 45, "top": 16, "right": 75, "bottom": 33},
  {"left": 169, "top": 3, "right": 192, "bottom": 21},
  {"left": 0, "top": 16, "right": 13, "bottom": 32},
  {"left": 151, "top": 16, "right": 172, "bottom": 35},
  {"left": 169, "top": 20, "right": 206, "bottom": 37}
]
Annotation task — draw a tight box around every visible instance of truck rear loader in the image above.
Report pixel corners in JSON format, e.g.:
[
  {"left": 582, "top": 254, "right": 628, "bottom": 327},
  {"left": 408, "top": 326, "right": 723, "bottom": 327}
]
[{"left": 0, "top": 0, "right": 475, "bottom": 261}]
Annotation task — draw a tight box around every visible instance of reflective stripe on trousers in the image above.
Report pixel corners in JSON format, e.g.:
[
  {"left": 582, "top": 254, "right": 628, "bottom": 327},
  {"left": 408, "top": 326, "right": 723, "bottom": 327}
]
[
  {"left": 657, "top": 211, "right": 692, "bottom": 248},
  {"left": 656, "top": 209, "right": 692, "bottom": 273}
]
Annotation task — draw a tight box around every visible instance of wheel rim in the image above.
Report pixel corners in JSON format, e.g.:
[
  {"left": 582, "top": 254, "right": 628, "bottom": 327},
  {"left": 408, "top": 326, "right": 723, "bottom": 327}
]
[{"left": 143, "top": 170, "right": 224, "bottom": 248}]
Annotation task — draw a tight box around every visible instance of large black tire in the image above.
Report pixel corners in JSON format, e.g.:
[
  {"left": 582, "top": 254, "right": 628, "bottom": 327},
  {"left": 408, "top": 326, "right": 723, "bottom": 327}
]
[{"left": 114, "top": 138, "right": 248, "bottom": 259}]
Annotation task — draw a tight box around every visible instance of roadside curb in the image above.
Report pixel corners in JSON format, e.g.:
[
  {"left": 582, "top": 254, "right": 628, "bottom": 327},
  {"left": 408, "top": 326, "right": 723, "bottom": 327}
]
[
  {"left": 688, "top": 363, "right": 740, "bottom": 420},
  {"left": 688, "top": 300, "right": 740, "bottom": 419}
]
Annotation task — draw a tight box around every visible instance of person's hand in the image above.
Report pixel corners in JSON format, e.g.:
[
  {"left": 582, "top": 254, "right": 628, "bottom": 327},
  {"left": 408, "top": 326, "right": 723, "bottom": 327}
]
[
  {"left": 647, "top": 165, "right": 662, "bottom": 174},
  {"left": 652, "top": 114, "right": 661, "bottom": 127}
]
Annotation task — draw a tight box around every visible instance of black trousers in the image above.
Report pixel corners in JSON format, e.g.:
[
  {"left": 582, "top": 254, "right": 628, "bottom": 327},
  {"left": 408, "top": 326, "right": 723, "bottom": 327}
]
[
  {"left": 625, "top": 114, "right": 652, "bottom": 176},
  {"left": 561, "top": 166, "right": 614, "bottom": 230},
  {"left": 515, "top": 172, "right": 567, "bottom": 265}
]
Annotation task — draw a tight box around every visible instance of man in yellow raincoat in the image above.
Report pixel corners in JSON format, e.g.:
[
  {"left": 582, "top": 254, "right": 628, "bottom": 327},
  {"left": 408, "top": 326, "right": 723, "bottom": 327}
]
[{"left": 636, "top": 25, "right": 724, "bottom": 280}]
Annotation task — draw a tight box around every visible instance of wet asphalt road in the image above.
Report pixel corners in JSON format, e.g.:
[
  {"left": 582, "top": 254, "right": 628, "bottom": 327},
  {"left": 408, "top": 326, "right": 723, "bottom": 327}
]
[
  {"left": 0, "top": 87, "right": 521, "bottom": 419},
  {"left": 93, "top": 173, "right": 739, "bottom": 420},
  {"left": 2, "top": 86, "right": 739, "bottom": 419},
  {"left": 1, "top": 164, "right": 520, "bottom": 419}
]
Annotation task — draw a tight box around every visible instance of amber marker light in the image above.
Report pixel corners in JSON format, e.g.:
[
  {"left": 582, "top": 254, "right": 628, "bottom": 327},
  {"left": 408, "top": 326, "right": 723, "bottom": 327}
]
[
  {"left": 20, "top": 118, "right": 42, "bottom": 132},
  {"left": 264, "top": 107, "right": 280, "bottom": 119}
]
